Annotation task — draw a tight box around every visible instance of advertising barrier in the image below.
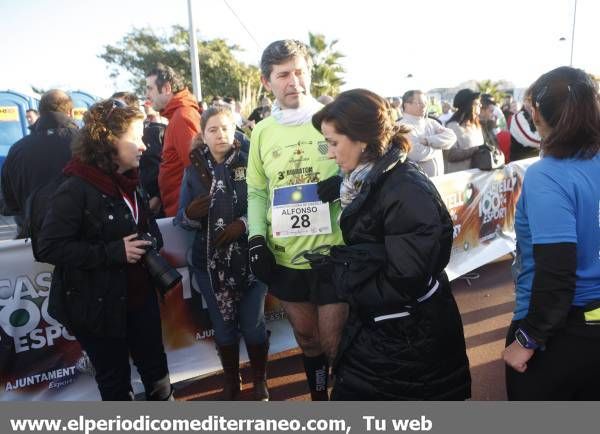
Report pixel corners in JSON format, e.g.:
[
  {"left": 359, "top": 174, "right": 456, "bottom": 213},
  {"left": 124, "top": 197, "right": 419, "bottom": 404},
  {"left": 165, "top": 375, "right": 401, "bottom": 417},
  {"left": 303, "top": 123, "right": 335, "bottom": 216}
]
[
  {"left": 0, "top": 158, "right": 536, "bottom": 400},
  {"left": 432, "top": 159, "right": 532, "bottom": 280}
]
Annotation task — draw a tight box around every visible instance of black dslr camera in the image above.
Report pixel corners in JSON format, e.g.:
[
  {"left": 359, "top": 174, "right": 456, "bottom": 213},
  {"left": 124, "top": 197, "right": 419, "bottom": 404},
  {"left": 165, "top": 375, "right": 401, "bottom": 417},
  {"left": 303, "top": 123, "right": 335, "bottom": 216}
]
[{"left": 138, "top": 233, "right": 182, "bottom": 296}]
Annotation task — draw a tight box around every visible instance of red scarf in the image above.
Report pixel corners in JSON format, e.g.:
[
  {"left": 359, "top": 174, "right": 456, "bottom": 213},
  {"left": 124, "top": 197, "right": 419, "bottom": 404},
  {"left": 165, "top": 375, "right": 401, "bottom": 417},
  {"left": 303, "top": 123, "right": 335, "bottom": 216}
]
[
  {"left": 63, "top": 158, "right": 152, "bottom": 311},
  {"left": 63, "top": 158, "right": 139, "bottom": 200}
]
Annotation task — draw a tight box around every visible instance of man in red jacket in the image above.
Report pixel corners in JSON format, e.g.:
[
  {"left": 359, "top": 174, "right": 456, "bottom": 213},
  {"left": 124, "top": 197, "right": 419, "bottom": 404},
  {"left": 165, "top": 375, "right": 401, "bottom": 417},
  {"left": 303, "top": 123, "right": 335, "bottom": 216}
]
[{"left": 146, "top": 64, "right": 200, "bottom": 216}]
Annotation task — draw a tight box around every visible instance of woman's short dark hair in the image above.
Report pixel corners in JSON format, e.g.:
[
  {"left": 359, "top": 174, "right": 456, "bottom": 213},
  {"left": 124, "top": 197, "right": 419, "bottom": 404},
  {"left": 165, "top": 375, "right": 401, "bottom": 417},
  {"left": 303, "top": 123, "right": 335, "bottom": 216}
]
[
  {"left": 312, "top": 89, "right": 411, "bottom": 162},
  {"left": 528, "top": 66, "right": 600, "bottom": 159},
  {"left": 72, "top": 99, "right": 144, "bottom": 173}
]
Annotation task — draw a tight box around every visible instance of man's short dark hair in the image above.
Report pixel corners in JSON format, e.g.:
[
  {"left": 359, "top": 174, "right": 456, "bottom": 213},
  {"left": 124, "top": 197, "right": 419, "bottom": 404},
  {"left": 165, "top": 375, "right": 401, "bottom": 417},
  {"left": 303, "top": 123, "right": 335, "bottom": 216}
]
[
  {"left": 26, "top": 109, "right": 39, "bottom": 115},
  {"left": 146, "top": 63, "right": 185, "bottom": 94},
  {"left": 260, "top": 40, "right": 312, "bottom": 79},
  {"left": 38, "top": 89, "right": 73, "bottom": 116}
]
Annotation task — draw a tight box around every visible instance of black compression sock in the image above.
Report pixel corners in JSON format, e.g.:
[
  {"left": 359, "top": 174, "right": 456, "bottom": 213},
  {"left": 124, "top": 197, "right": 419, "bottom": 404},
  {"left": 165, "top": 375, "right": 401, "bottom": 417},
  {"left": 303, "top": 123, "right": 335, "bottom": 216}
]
[{"left": 302, "top": 353, "right": 329, "bottom": 401}]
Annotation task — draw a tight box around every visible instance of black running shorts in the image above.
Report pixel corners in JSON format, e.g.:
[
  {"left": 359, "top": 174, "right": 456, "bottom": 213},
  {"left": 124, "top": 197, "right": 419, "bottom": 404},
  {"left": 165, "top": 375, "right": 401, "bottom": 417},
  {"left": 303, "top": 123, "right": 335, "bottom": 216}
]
[{"left": 268, "top": 265, "right": 340, "bottom": 305}]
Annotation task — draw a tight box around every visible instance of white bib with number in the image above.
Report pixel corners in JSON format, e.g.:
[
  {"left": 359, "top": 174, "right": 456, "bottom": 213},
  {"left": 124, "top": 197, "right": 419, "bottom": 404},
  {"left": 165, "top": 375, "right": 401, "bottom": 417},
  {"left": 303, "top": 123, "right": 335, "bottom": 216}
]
[{"left": 271, "top": 183, "right": 332, "bottom": 238}]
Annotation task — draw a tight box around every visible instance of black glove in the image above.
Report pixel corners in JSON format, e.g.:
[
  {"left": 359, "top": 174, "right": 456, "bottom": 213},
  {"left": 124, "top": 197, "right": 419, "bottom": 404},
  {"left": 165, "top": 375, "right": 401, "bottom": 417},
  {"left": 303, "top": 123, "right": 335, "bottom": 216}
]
[
  {"left": 316, "top": 176, "right": 342, "bottom": 203},
  {"left": 248, "top": 235, "right": 276, "bottom": 284}
]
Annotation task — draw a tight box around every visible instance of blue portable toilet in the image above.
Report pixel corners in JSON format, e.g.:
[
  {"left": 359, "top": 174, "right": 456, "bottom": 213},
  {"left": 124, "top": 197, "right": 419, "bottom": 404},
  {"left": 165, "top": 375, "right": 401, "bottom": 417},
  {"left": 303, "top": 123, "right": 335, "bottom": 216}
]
[
  {"left": 68, "top": 90, "right": 100, "bottom": 127},
  {"left": 0, "top": 90, "right": 38, "bottom": 171}
]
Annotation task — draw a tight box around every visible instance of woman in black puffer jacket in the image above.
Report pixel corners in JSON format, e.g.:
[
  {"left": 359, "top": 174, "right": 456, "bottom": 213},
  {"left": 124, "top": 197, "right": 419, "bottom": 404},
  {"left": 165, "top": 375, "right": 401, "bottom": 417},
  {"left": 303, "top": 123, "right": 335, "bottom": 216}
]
[
  {"left": 38, "top": 99, "right": 174, "bottom": 401},
  {"left": 311, "top": 89, "right": 471, "bottom": 400}
]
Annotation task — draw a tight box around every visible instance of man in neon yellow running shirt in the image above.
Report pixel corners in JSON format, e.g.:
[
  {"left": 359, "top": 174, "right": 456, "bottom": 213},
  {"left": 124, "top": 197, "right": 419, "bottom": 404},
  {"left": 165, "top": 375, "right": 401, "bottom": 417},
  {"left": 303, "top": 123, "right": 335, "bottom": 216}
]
[{"left": 247, "top": 40, "right": 346, "bottom": 400}]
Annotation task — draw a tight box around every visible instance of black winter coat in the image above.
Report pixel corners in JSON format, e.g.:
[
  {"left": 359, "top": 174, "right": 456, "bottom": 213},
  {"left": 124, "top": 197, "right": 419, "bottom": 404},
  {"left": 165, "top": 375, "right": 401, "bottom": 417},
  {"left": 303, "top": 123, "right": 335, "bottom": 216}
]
[
  {"left": 0, "top": 111, "right": 76, "bottom": 235},
  {"left": 141, "top": 121, "right": 165, "bottom": 199},
  {"left": 333, "top": 149, "right": 471, "bottom": 400},
  {"left": 37, "top": 176, "right": 162, "bottom": 338}
]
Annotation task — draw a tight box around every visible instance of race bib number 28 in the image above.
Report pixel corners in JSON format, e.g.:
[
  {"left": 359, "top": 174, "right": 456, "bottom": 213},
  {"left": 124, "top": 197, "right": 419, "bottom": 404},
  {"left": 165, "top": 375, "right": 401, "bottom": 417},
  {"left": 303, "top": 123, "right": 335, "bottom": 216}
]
[{"left": 271, "top": 183, "right": 332, "bottom": 238}]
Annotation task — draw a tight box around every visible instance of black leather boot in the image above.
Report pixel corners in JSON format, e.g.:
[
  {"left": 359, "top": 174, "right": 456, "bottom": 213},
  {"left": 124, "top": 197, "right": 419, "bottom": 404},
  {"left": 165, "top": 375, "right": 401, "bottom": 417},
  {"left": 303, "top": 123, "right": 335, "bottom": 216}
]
[
  {"left": 145, "top": 373, "right": 174, "bottom": 401},
  {"left": 246, "top": 338, "right": 270, "bottom": 401},
  {"left": 217, "top": 343, "right": 241, "bottom": 400}
]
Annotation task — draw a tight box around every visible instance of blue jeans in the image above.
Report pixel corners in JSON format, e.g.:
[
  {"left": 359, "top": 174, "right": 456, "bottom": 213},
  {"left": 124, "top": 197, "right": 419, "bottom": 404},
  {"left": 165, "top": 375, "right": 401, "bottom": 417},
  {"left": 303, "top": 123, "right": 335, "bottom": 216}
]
[{"left": 194, "top": 271, "right": 268, "bottom": 347}]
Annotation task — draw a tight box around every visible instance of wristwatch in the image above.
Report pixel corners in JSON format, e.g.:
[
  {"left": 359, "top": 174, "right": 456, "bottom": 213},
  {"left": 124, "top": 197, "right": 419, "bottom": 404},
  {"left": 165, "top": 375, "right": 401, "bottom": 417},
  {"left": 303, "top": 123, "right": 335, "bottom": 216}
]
[{"left": 514, "top": 328, "right": 539, "bottom": 350}]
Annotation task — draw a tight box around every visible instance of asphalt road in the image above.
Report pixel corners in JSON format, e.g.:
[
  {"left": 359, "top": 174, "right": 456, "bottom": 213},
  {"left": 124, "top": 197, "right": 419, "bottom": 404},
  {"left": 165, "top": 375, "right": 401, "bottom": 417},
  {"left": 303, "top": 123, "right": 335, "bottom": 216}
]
[{"left": 175, "top": 256, "right": 515, "bottom": 401}]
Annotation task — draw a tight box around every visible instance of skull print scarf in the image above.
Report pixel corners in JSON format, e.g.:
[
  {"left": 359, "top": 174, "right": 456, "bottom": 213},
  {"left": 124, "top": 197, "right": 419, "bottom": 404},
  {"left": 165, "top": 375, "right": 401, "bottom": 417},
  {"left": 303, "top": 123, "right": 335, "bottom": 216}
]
[{"left": 201, "top": 145, "right": 249, "bottom": 323}]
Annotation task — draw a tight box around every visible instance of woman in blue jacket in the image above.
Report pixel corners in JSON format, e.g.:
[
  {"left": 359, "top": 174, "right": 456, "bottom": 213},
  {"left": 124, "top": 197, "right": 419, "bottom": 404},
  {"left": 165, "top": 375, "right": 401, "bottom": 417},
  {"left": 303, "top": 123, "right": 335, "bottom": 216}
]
[{"left": 176, "top": 106, "right": 269, "bottom": 400}]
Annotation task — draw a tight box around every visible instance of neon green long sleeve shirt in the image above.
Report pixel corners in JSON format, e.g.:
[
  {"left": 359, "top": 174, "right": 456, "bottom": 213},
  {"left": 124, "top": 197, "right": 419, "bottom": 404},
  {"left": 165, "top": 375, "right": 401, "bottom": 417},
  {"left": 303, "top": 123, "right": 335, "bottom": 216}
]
[{"left": 247, "top": 117, "right": 344, "bottom": 269}]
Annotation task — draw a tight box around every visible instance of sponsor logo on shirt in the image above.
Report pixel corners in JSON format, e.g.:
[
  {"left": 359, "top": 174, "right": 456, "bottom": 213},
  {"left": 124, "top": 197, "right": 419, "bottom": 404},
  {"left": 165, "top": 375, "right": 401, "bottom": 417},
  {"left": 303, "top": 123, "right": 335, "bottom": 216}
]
[
  {"left": 271, "top": 146, "right": 282, "bottom": 159},
  {"left": 233, "top": 167, "right": 246, "bottom": 181}
]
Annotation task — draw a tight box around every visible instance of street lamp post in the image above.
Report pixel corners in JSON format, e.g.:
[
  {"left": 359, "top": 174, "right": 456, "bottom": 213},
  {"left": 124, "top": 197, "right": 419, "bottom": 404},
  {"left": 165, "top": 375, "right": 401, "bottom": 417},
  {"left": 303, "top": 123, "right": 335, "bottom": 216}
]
[
  {"left": 569, "top": 0, "right": 577, "bottom": 66},
  {"left": 187, "top": 0, "right": 202, "bottom": 101}
]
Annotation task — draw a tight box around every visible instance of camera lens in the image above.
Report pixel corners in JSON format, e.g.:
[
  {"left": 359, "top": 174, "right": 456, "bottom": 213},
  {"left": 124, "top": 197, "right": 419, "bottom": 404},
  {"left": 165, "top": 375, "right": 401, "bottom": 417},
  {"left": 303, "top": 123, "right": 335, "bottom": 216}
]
[
  {"left": 139, "top": 233, "right": 182, "bottom": 294},
  {"left": 143, "top": 252, "right": 181, "bottom": 291}
]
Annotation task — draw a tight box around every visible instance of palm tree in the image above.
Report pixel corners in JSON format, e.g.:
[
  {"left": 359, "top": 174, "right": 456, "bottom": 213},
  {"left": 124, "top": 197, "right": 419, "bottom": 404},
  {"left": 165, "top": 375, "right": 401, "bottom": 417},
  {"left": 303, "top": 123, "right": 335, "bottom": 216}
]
[
  {"left": 308, "top": 32, "right": 345, "bottom": 97},
  {"left": 476, "top": 80, "right": 508, "bottom": 103}
]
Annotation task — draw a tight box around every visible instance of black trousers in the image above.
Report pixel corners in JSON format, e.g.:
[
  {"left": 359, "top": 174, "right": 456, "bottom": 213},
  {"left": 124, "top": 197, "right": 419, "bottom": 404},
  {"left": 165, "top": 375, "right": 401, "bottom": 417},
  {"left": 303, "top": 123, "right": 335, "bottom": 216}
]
[
  {"left": 74, "top": 292, "right": 171, "bottom": 401},
  {"left": 505, "top": 319, "right": 600, "bottom": 400}
]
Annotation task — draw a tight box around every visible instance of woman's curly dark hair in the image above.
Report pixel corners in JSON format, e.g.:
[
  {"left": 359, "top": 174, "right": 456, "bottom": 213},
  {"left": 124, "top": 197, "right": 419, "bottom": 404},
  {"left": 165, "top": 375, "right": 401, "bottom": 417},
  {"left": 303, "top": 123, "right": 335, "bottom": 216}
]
[{"left": 72, "top": 99, "right": 144, "bottom": 173}]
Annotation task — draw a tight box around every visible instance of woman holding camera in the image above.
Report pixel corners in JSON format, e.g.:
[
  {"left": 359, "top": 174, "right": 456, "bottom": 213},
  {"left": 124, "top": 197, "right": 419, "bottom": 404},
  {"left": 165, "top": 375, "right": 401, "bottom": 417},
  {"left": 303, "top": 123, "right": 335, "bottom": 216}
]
[
  {"left": 175, "top": 106, "right": 269, "bottom": 401},
  {"left": 311, "top": 89, "right": 471, "bottom": 400},
  {"left": 38, "top": 99, "right": 173, "bottom": 401}
]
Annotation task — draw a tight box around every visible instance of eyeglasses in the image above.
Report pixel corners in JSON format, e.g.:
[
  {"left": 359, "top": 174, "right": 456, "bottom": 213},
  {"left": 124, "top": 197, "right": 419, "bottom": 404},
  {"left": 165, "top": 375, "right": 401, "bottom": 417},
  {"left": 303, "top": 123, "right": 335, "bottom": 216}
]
[{"left": 106, "top": 98, "right": 127, "bottom": 120}]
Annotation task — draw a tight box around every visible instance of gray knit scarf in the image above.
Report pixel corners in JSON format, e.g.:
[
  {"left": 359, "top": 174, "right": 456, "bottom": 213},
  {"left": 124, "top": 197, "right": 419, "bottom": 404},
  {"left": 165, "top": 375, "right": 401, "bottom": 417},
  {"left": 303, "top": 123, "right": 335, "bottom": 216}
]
[{"left": 340, "top": 162, "right": 375, "bottom": 210}]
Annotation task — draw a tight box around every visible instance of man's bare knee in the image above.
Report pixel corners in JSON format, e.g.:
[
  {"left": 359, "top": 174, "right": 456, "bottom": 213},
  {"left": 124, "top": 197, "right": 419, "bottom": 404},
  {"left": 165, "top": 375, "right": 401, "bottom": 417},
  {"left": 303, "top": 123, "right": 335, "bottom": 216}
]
[
  {"left": 292, "top": 330, "right": 321, "bottom": 355},
  {"left": 280, "top": 301, "right": 322, "bottom": 356}
]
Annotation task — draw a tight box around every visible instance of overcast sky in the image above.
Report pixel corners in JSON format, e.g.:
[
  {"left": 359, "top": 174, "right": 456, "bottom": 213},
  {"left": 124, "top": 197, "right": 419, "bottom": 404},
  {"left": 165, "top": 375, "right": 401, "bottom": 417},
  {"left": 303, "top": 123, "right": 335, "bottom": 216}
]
[{"left": 2, "top": 0, "right": 598, "bottom": 99}]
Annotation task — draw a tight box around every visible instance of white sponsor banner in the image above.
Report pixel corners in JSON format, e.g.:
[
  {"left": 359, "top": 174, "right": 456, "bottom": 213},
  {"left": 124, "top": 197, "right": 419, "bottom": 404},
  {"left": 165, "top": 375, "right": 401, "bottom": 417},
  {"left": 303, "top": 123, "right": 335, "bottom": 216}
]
[
  {"left": 0, "top": 158, "right": 537, "bottom": 400},
  {"left": 0, "top": 220, "right": 296, "bottom": 401},
  {"left": 432, "top": 158, "right": 535, "bottom": 280}
]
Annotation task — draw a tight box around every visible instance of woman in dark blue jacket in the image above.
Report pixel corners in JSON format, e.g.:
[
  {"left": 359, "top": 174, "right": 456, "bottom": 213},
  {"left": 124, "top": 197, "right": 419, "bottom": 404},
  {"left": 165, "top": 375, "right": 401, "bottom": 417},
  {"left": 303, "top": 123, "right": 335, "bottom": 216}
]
[{"left": 176, "top": 106, "right": 269, "bottom": 401}]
